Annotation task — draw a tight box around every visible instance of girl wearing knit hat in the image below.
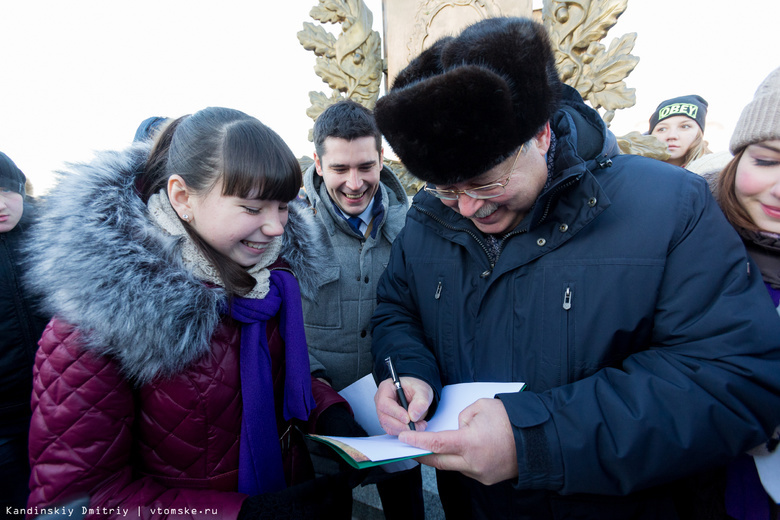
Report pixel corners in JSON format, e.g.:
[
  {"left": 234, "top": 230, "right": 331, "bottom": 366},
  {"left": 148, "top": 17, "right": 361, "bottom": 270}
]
[
  {"left": 649, "top": 94, "right": 712, "bottom": 168},
  {"left": 710, "top": 66, "right": 780, "bottom": 518}
]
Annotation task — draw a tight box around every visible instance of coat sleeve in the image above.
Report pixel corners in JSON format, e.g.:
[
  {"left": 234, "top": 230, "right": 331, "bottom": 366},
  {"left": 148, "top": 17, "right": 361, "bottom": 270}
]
[
  {"left": 499, "top": 175, "right": 780, "bottom": 495},
  {"left": 306, "top": 378, "right": 351, "bottom": 431},
  {"left": 371, "top": 224, "right": 444, "bottom": 402},
  {"left": 27, "top": 319, "right": 247, "bottom": 520}
]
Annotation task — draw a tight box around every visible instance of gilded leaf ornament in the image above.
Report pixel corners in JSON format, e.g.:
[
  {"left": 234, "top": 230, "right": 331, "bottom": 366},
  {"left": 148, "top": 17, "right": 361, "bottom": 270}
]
[
  {"left": 298, "top": 0, "right": 668, "bottom": 192},
  {"left": 297, "top": 0, "right": 383, "bottom": 140},
  {"left": 543, "top": 0, "right": 667, "bottom": 158}
]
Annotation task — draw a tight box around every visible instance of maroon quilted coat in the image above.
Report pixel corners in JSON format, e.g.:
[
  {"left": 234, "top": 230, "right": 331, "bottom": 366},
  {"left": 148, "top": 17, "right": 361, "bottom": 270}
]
[
  {"left": 28, "top": 312, "right": 342, "bottom": 520},
  {"left": 22, "top": 144, "right": 346, "bottom": 520}
]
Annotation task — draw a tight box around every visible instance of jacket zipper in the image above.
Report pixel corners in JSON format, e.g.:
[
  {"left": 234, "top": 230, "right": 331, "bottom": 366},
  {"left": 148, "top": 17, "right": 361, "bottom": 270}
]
[
  {"left": 535, "top": 151, "right": 610, "bottom": 226},
  {"left": 562, "top": 284, "right": 574, "bottom": 386},
  {"left": 536, "top": 176, "right": 580, "bottom": 226}
]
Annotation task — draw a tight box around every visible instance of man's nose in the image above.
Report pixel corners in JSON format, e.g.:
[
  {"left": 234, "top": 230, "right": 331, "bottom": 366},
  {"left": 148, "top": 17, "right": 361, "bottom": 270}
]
[
  {"left": 346, "top": 169, "right": 363, "bottom": 190},
  {"left": 457, "top": 193, "right": 484, "bottom": 217}
]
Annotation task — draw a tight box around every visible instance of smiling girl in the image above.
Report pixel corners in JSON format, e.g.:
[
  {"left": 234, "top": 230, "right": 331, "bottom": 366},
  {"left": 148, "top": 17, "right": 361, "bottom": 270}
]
[
  {"left": 24, "top": 107, "right": 359, "bottom": 519},
  {"left": 649, "top": 94, "right": 712, "bottom": 168},
  {"left": 709, "top": 67, "right": 780, "bottom": 520}
]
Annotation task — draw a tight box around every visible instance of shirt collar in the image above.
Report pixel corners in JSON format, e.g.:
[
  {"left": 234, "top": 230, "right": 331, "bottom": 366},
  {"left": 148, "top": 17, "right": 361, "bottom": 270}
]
[{"left": 333, "top": 194, "right": 376, "bottom": 226}]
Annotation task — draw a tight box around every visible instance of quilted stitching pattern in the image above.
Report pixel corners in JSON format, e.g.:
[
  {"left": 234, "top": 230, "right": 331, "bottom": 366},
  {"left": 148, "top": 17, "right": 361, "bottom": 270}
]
[
  {"left": 136, "top": 323, "right": 241, "bottom": 478},
  {"left": 28, "top": 318, "right": 246, "bottom": 519},
  {"left": 29, "top": 320, "right": 135, "bottom": 504}
]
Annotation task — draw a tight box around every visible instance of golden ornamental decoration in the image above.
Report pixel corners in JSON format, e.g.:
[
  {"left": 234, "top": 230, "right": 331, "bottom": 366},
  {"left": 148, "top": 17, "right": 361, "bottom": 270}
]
[
  {"left": 543, "top": 0, "right": 667, "bottom": 159},
  {"left": 298, "top": 0, "right": 668, "bottom": 192},
  {"left": 406, "top": 0, "right": 504, "bottom": 62},
  {"left": 297, "top": 0, "right": 384, "bottom": 141}
]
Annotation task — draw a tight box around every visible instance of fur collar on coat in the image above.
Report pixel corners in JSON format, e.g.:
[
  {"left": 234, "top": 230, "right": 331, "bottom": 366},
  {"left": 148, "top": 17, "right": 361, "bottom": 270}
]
[{"left": 24, "top": 142, "right": 325, "bottom": 385}]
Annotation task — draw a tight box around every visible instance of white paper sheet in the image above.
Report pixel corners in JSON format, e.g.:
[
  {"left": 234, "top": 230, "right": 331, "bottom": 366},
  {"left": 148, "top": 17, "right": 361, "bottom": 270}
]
[
  {"left": 329, "top": 380, "right": 526, "bottom": 462},
  {"left": 337, "top": 374, "right": 420, "bottom": 471},
  {"left": 337, "top": 374, "right": 385, "bottom": 435}
]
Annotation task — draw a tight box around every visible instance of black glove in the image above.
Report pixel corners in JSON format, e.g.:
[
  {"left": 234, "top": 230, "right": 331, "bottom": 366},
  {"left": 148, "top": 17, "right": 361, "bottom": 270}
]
[
  {"left": 315, "top": 404, "right": 368, "bottom": 437},
  {"left": 237, "top": 473, "right": 354, "bottom": 520},
  {"left": 308, "top": 404, "right": 370, "bottom": 487}
]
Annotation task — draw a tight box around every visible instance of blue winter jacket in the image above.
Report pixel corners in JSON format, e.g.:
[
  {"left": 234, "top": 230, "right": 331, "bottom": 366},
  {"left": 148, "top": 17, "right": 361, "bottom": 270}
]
[{"left": 371, "top": 87, "right": 780, "bottom": 518}]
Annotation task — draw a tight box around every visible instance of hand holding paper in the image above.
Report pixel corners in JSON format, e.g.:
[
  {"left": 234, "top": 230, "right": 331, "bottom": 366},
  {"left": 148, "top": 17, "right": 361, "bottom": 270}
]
[
  {"left": 398, "top": 397, "right": 520, "bottom": 486},
  {"left": 308, "top": 380, "right": 525, "bottom": 469}
]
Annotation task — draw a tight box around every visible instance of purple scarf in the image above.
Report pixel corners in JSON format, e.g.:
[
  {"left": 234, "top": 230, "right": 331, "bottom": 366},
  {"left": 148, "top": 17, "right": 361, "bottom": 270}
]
[
  {"left": 230, "top": 270, "right": 316, "bottom": 495},
  {"left": 725, "top": 454, "right": 772, "bottom": 519}
]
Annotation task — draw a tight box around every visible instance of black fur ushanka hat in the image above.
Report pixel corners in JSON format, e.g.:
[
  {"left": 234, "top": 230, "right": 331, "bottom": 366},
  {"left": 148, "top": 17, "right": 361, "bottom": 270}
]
[{"left": 375, "top": 17, "right": 562, "bottom": 186}]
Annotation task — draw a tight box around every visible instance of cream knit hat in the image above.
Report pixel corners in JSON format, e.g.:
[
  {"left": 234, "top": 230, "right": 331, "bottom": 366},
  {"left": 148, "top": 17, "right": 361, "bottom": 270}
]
[{"left": 730, "top": 66, "right": 780, "bottom": 154}]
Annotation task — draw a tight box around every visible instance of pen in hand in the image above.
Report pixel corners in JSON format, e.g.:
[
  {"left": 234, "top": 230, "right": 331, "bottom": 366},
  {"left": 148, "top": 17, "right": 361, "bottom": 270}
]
[{"left": 384, "top": 356, "right": 416, "bottom": 431}]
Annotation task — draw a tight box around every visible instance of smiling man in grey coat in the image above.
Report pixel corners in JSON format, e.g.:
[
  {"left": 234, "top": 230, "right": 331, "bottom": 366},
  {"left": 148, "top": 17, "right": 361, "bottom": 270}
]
[{"left": 300, "top": 99, "right": 420, "bottom": 519}]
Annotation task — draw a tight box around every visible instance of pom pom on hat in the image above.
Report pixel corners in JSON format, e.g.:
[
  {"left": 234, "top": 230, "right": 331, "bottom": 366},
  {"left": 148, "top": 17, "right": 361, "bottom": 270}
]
[
  {"left": 730, "top": 67, "right": 780, "bottom": 154},
  {"left": 375, "top": 17, "right": 562, "bottom": 186}
]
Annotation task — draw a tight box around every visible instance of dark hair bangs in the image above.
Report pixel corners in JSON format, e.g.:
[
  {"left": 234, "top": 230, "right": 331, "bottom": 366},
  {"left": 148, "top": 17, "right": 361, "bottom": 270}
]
[{"left": 220, "top": 121, "right": 302, "bottom": 202}]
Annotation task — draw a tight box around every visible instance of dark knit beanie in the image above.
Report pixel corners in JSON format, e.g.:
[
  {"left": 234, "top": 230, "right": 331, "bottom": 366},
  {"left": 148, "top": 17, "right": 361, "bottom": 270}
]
[
  {"left": 0, "top": 151, "right": 26, "bottom": 198},
  {"left": 648, "top": 95, "right": 708, "bottom": 133},
  {"left": 374, "top": 17, "right": 562, "bottom": 185}
]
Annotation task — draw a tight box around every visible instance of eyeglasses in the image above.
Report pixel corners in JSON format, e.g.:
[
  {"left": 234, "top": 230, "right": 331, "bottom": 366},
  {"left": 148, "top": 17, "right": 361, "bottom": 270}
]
[{"left": 424, "top": 145, "right": 524, "bottom": 201}]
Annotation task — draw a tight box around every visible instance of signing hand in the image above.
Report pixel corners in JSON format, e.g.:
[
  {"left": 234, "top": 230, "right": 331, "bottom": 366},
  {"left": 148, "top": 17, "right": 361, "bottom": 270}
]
[
  {"left": 398, "top": 397, "right": 518, "bottom": 486},
  {"left": 375, "top": 377, "right": 433, "bottom": 435}
]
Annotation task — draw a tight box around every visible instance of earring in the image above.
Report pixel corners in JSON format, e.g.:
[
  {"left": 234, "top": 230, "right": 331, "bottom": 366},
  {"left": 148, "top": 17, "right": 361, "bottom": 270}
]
[{"left": 182, "top": 214, "right": 189, "bottom": 221}]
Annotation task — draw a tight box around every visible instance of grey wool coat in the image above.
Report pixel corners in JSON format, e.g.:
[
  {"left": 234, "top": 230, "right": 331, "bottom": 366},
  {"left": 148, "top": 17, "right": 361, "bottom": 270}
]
[{"left": 301, "top": 163, "right": 409, "bottom": 391}]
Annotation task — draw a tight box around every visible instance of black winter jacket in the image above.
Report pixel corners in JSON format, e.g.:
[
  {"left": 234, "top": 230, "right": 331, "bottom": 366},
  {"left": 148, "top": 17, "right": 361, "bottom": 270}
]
[
  {"left": 372, "top": 87, "right": 780, "bottom": 519},
  {"left": 0, "top": 200, "right": 49, "bottom": 435}
]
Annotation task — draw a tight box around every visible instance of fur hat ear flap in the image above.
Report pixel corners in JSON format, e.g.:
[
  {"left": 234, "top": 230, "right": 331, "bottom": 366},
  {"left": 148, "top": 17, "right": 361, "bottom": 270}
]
[
  {"left": 376, "top": 65, "right": 521, "bottom": 186},
  {"left": 376, "top": 17, "right": 562, "bottom": 186}
]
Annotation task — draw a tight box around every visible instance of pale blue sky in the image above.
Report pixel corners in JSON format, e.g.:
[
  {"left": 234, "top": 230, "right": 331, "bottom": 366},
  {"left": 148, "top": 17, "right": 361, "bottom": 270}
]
[{"left": 1, "top": 0, "right": 777, "bottom": 194}]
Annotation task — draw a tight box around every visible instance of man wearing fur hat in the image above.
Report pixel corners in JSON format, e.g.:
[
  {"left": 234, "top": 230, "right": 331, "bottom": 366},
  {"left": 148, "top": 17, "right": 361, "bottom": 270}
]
[{"left": 370, "top": 17, "right": 780, "bottom": 519}]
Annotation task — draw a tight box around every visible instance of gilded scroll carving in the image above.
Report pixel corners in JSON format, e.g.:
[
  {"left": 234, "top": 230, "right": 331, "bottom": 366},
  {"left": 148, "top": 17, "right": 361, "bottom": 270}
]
[
  {"left": 299, "top": 0, "right": 668, "bottom": 193},
  {"left": 406, "top": 1, "right": 503, "bottom": 62},
  {"left": 542, "top": 0, "right": 667, "bottom": 158},
  {"left": 297, "top": 0, "right": 384, "bottom": 140}
]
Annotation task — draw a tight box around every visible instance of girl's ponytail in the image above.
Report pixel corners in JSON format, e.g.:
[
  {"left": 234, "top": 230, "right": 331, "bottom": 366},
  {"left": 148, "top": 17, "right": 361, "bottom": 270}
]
[{"left": 137, "top": 116, "right": 186, "bottom": 203}]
